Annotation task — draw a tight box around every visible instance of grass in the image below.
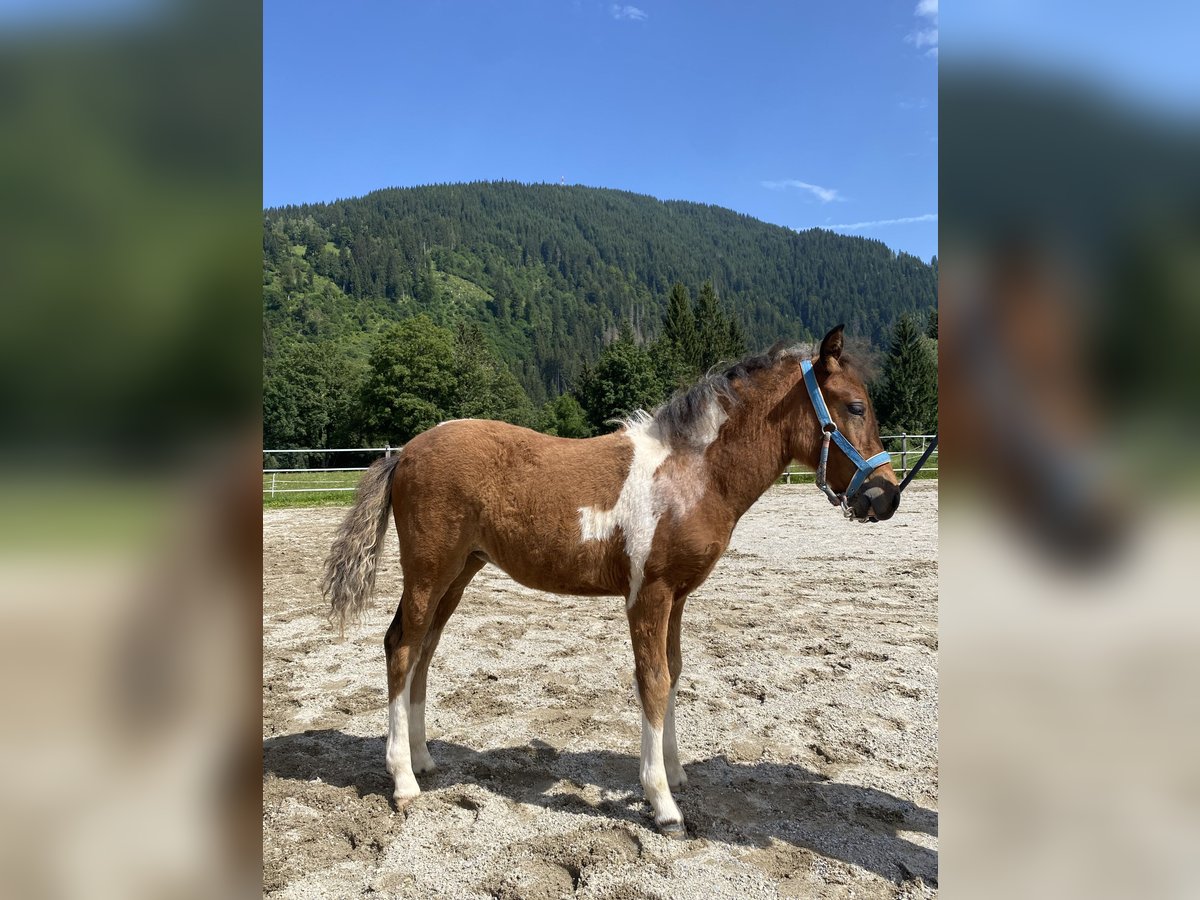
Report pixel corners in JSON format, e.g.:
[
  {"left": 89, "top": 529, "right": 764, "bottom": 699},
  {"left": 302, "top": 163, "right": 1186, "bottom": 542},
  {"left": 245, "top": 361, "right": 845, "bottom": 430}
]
[
  {"left": 777, "top": 449, "right": 938, "bottom": 485},
  {"left": 263, "top": 469, "right": 363, "bottom": 509}
]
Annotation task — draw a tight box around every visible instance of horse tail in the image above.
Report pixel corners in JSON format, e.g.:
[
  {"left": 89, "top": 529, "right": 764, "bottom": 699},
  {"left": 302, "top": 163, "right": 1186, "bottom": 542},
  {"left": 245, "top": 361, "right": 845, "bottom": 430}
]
[{"left": 322, "top": 452, "right": 403, "bottom": 636}]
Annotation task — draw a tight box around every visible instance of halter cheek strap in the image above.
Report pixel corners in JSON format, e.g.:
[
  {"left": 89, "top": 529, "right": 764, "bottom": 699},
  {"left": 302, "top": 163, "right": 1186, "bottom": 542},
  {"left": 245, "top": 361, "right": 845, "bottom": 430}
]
[{"left": 801, "top": 359, "right": 892, "bottom": 501}]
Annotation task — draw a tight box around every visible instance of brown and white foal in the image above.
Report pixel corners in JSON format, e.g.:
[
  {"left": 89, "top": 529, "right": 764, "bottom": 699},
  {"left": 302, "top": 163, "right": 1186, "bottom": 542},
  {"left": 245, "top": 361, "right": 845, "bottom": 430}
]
[{"left": 322, "top": 325, "right": 899, "bottom": 836}]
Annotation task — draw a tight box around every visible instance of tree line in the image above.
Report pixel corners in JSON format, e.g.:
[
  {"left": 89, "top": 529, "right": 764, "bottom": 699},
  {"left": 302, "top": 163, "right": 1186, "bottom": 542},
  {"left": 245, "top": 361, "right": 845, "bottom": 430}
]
[
  {"left": 263, "top": 283, "right": 937, "bottom": 450},
  {"left": 263, "top": 182, "right": 938, "bottom": 404}
]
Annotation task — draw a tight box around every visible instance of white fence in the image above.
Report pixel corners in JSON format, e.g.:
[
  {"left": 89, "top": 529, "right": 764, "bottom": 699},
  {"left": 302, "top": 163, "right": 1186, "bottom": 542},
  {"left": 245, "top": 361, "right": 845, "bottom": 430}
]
[
  {"left": 264, "top": 434, "right": 936, "bottom": 497},
  {"left": 263, "top": 447, "right": 392, "bottom": 496},
  {"left": 779, "top": 433, "right": 938, "bottom": 484}
]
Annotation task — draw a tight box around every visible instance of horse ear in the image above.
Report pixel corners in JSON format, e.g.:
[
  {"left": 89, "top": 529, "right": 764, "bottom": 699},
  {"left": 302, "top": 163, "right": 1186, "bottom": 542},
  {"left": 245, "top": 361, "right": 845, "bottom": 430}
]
[{"left": 819, "top": 324, "right": 845, "bottom": 368}]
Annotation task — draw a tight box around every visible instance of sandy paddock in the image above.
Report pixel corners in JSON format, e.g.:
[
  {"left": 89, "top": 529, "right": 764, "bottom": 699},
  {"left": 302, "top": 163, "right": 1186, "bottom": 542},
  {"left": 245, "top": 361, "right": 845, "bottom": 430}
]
[{"left": 263, "top": 482, "right": 938, "bottom": 899}]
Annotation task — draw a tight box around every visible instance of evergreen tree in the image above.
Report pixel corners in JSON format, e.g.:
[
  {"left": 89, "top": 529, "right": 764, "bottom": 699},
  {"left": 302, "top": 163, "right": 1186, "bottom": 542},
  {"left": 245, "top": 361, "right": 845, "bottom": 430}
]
[
  {"left": 873, "top": 314, "right": 938, "bottom": 434},
  {"left": 452, "top": 322, "right": 535, "bottom": 426},
  {"left": 662, "top": 282, "right": 699, "bottom": 373},
  {"left": 576, "top": 324, "right": 664, "bottom": 432},
  {"left": 927, "top": 308, "right": 938, "bottom": 340},
  {"left": 649, "top": 336, "right": 689, "bottom": 396},
  {"left": 693, "top": 280, "right": 727, "bottom": 372},
  {"left": 264, "top": 182, "right": 939, "bottom": 414},
  {"left": 726, "top": 314, "right": 747, "bottom": 359}
]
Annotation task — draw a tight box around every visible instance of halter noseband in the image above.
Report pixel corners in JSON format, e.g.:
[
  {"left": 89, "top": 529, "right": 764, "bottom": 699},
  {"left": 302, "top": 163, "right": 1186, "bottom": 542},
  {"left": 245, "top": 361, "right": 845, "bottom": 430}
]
[{"left": 801, "top": 358, "right": 892, "bottom": 513}]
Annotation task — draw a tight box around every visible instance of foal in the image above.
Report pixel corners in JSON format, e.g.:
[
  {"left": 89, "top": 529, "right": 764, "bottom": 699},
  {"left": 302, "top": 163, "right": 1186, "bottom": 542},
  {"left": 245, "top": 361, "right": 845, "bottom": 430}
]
[{"left": 322, "top": 325, "right": 899, "bottom": 836}]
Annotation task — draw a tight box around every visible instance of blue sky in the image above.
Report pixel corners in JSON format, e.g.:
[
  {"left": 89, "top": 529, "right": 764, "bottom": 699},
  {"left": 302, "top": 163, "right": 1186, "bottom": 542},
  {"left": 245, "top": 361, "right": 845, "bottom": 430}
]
[{"left": 264, "top": 1, "right": 939, "bottom": 260}]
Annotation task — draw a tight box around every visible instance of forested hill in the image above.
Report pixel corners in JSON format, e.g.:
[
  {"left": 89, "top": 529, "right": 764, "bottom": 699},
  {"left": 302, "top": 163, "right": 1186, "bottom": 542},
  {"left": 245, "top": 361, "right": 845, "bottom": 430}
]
[{"left": 263, "top": 181, "right": 937, "bottom": 403}]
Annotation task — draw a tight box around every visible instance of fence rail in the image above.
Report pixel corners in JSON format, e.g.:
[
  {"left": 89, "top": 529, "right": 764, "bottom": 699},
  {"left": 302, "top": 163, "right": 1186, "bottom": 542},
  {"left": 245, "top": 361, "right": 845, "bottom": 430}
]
[
  {"left": 263, "top": 447, "right": 393, "bottom": 496},
  {"left": 263, "top": 435, "right": 937, "bottom": 497},
  {"left": 779, "top": 432, "right": 937, "bottom": 484}
]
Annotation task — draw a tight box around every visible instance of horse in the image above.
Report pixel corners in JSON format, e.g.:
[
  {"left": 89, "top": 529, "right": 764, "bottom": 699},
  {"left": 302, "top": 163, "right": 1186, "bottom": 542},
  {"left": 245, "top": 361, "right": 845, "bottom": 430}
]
[{"left": 321, "top": 325, "right": 900, "bottom": 836}]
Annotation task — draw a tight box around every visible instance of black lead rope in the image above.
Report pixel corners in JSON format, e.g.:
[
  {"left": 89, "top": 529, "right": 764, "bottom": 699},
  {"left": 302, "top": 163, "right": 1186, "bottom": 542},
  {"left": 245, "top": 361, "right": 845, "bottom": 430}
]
[{"left": 897, "top": 435, "right": 938, "bottom": 494}]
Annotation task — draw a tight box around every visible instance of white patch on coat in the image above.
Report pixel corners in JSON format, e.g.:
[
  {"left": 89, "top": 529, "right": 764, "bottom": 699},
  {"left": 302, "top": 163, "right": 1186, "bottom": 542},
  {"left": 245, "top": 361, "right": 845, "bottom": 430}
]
[
  {"left": 577, "top": 416, "right": 671, "bottom": 609},
  {"left": 386, "top": 668, "right": 419, "bottom": 801},
  {"left": 578, "top": 401, "right": 727, "bottom": 609},
  {"left": 640, "top": 710, "right": 683, "bottom": 826}
]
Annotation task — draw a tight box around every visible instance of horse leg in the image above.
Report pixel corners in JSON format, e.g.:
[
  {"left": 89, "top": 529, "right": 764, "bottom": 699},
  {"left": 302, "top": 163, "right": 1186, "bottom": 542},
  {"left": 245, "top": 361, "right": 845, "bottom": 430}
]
[
  {"left": 408, "top": 556, "right": 485, "bottom": 774},
  {"left": 382, "top": 559, "right": 461, "bottom": 809},
  {"left": 664, "top": 592, "right": 688, "bottom": 790},
  {"left": 628, "top": 580, "right": 686, "bottom": 836}
]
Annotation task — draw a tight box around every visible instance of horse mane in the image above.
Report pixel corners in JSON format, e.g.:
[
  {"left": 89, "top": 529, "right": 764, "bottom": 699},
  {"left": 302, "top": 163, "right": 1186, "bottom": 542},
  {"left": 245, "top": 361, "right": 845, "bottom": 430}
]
[
  {"left": 623, "top": 340, "right": 867, "bottom": 447},
  {"left": 613, "top": 342, "right": 790, "bottom": 446}
]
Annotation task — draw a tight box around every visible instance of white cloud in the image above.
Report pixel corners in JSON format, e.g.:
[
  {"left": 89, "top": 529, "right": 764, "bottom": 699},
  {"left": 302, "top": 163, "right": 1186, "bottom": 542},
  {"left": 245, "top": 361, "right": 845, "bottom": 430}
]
[
  {"left": 610, "top": 5, "right": 647, "bottom": 21},
  {"left": 761, "top": 179, "right": 843, "bottom": 203},
  {"left": 906, "top": 0, "right": 938, "bottom": 58},
  {"left": 821, "top": 213, "right": 938, "bottom": 230}
]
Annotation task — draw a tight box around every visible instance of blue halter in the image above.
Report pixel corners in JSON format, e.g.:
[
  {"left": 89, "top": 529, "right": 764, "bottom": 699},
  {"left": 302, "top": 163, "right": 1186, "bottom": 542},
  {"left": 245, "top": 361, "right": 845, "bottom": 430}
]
[{"left": 800, "top": 358, "right": 892, "bottom": 506}]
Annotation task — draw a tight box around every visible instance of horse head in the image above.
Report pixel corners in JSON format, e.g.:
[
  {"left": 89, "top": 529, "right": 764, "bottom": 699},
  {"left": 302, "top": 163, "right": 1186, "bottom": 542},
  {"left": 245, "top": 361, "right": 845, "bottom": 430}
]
[{"left": 794, "top": 325, "right": 901, "bottom": 522}]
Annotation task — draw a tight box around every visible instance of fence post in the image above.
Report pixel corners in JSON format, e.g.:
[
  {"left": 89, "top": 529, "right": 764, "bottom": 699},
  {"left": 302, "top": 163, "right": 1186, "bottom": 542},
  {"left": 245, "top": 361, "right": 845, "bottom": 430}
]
[
  {"left": 900, "top": 433, "right": 909, "bottom": 479},
  {"left": 271, "top": 473, "right": 276, "bottom": 498},
  {"left": 385, "top": 444, "right": 392, "bottom": 458}
]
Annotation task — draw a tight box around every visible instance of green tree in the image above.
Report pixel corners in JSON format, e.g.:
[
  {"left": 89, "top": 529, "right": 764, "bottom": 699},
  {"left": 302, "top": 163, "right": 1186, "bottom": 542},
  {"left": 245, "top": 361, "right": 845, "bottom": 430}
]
[
  {"left": 726, "top": 314, "right": 747, "bottom": 359},
  {"left": 649, "top": 337, "right": 689, "bottom": 396},
  {"left": 360, "top": 316, "right": 458, "bottom": 442},
  {"left": 414, "top": 257, "right": 441, "bottom": 306},
  {"left": 264, "top": 183, "right": 939, "bottom": 404},
  {"left": 927, "top": 308, "right": 938, "bottom": 340},
  {"left": 263, "top": 340, "right": 363, "bottom": 450},
  {"left": 694, "top": 280, "right": 730, "bottom": 372},
  {"left": 661, "top": 282, "right": 699, "bottom": 373},
  {"left": 539, "top": 393, "right": 592, "bottom": 438},
  {"left": 576, "top": 324, "right": 664, "bottom": 432},
  {"left": 452, "top": 322, "right": 535, "bottom": 426},
  {"left": 873, "top": 314, "right": 938, "bottom": 434}
]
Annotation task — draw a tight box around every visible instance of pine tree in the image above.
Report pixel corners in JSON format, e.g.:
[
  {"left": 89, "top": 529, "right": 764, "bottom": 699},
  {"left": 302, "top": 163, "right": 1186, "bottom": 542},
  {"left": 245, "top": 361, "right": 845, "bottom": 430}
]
[
  {"left": 927, "top": 308, "right": 938, "bottom": 340},
  {"left": 654, "top": 282, "right": 698, "bottom": 392},
  {"left": 694, "top": 280, "right": 728, "bottom": 372},
  {"left": 662, "top": 282, "right": 698, "bottom": 373},
  {"left": 576, "top": 326, "right": 664, "bottom": 432},
  {"left": 726, "top": 314, "right": 747, "bottom": 359},
  {"left": 873, "top": 314, "right": 938, "bottom": 434}
]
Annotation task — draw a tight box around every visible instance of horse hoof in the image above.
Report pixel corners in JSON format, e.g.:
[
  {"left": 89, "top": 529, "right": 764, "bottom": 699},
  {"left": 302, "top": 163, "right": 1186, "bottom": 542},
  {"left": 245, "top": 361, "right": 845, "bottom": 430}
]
[
  {"left": 392, "top": 788, "right": 420, "bottom": 812},
  {"left": 657, "top": 820, "right": 688, "bottom": 839}
]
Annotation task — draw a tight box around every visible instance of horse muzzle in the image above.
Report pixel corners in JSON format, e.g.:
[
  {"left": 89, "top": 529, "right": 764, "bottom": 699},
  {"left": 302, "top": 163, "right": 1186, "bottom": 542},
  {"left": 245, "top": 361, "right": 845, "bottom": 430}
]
[{"left": 848, "top": 476, "right": 901, "bottom": 522}]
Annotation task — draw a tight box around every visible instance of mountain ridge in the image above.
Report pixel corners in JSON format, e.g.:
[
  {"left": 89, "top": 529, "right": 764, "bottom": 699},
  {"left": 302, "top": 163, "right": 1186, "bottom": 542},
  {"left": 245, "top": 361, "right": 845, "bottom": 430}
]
[{"left": 263, "top": 181, "right": 937, "bottom": 402}]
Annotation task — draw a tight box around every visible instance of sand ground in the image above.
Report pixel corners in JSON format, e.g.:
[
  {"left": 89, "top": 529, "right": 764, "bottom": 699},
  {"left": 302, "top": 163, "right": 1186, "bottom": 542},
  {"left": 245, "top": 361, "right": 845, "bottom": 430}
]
[{"left": 263, "top": 482, "right": 938, "bottom": 899}]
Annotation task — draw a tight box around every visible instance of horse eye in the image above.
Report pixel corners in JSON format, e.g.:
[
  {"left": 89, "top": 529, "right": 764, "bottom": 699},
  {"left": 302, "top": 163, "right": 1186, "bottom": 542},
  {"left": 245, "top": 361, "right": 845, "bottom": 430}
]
[{"left": 847, "top": 402, "right": 866, "bottom": 417}]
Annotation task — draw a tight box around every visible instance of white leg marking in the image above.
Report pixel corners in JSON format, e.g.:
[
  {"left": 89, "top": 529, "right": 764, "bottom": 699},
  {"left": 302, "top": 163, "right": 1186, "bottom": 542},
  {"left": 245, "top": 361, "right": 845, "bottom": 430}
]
[
  {"left": 641, "top": 710, "right": 683, "bottom": 827},
  {"left": 386, "top": 668, "right": 419, "bottom": 804},
  {"left": 409, "top": 630, "right": 438, "bottom": 774},
  {"left": 663, "top": 683, "right": 687, "bottom": 789},
  {"left": 409, "top": 699, "right": 436, "bottom": 774}
]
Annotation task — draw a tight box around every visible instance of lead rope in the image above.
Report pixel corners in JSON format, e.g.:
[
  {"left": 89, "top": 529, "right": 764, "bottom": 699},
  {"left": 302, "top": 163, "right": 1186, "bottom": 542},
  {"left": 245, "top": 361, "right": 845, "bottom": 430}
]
[{"left": 897, "top": 434, "right": 938, "bottom": 493}]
